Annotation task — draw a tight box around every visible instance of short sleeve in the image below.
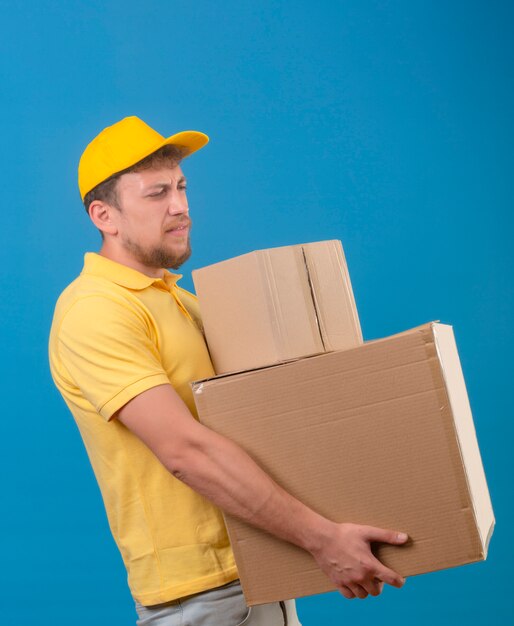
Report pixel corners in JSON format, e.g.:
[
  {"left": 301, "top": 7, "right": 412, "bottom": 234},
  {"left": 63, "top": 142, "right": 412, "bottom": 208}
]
[{"left": 57, "top": 295, "right": 170, "bottom": 420}]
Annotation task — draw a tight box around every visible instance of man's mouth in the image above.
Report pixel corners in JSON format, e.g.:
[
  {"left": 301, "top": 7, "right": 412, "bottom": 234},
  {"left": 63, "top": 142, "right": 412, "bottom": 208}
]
[{"left": 165, "top": 220, "right": 190, "bottom": 234}]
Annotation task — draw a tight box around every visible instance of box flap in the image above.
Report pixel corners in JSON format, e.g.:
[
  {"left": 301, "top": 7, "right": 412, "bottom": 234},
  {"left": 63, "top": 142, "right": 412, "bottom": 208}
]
[
  {"left": 257, "top": 245, "right": 324, "bottom": 361},
  {"left": 302, "top": 240, "right": 363, "bottom": 350},
  {"left": 433, "top": 323, "right": 495, "bottom": 556}
]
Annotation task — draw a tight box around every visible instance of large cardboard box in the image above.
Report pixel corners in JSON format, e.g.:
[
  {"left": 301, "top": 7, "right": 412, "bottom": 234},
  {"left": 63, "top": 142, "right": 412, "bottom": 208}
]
[
  {"left": 192, "top": 240, "right": 362, "bottom": 374},
  {"left": 192, "top": 323, "right": 494, "bottom": 605}
]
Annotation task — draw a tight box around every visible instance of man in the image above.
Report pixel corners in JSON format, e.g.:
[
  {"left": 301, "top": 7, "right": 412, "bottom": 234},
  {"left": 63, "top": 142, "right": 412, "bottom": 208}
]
[{"left": 49, "top": 116, "right": 408, "bottom": 625}]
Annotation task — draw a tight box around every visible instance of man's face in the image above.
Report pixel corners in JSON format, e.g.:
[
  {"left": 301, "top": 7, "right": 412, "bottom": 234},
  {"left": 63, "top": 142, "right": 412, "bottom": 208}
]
[{"left": 112, "top": 164, "right": 192, "bottom": 270}]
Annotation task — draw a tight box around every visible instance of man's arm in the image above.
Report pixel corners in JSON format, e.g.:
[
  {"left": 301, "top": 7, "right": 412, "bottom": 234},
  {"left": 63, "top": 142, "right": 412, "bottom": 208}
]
[{"left": 116, "top": 383, "right": 408, "bottom": 600}]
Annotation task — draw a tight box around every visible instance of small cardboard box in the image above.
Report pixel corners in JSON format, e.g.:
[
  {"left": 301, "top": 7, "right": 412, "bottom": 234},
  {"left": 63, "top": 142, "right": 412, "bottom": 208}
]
[
  {"left": 192, "top": 240, "right": 362, "bottom": 374},
  {"left": 192, "top": 323, "right": 494, "bottom": 605}
]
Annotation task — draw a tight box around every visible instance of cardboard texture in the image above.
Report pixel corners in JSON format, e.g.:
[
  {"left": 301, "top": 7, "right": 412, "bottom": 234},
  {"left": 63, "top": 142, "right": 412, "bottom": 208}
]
[
  {"left": 192, "top": 240, "right": 362, "bottom": 374},
  {"left": 192, "top": 323, "right": 494, "bottom": 605}
]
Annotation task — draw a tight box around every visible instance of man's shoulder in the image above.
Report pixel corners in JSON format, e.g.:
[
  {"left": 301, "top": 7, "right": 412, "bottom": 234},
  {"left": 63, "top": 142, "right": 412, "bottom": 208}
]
[
  {"left": 51, "top": 272, "right": 143, "bottom": 330},
  {"left": 54, "top": 272, "right": 108, "bottom": 312}
]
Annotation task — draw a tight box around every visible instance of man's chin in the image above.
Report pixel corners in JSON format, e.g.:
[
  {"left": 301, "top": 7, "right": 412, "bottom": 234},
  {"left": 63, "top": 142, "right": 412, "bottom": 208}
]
[
  {"left": 168, "top": 248, "right": 191, "bottom": 270},
  {"left": 166, "top": 242, "right": 192, "bottom": 270}
]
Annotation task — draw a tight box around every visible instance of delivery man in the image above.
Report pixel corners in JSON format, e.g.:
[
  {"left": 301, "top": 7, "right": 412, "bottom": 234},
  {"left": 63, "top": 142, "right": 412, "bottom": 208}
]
[{"left": 48, "top": 116, "right": 408, "bottom": 626}]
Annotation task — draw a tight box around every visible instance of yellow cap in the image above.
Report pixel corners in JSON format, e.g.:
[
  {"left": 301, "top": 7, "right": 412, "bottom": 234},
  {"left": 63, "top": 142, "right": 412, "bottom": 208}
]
[{"left": 78, "top": 116, "right": 209, "bottom": 200}]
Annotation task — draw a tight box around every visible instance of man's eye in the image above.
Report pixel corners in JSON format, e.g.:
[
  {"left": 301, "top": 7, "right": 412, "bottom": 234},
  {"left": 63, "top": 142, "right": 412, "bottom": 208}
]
[
  {"left": 178, "top": 184, "right": 187, "bottom": 191},
  {"left": 150, "top": 189, "right": 166, "bottom": 197}
]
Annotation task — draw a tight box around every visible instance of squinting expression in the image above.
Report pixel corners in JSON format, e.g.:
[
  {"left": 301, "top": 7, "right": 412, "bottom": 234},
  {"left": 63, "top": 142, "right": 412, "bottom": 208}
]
[{"left": 113, "top": 165, "right": 192, "bottom": 270}]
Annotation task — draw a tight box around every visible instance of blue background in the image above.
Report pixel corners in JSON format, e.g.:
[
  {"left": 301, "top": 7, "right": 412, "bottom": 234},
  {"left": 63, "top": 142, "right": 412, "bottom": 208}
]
[{"left": 1, "top": 1, "right": 512, "bottom": 624}]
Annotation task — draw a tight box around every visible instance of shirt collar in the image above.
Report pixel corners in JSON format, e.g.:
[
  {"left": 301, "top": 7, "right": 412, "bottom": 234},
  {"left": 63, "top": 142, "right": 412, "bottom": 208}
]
[{"left": 81, "top": 252, "right": 182, "bottom": 290}]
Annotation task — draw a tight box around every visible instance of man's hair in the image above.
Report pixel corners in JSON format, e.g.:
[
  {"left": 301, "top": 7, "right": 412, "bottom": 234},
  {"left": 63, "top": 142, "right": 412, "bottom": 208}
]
[{"left": 83, "top": 143, "right": 186, "bottom": 225}]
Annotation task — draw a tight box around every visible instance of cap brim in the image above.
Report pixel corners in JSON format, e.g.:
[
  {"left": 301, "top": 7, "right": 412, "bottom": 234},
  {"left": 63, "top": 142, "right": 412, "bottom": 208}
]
[{"left": 162, "top": 130, "right": 209, "bottom": 157}]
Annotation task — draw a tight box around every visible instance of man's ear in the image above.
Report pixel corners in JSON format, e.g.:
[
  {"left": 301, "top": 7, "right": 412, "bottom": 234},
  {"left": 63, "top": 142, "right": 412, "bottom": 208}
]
[{"left": 88, "top": 200, "right": 119, "bottom": 237}]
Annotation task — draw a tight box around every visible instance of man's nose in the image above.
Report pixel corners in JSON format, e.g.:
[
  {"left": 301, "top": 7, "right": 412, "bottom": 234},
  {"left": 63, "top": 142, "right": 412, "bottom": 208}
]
[{"left": 168, "top": 194, "right": 189, "bottom": 215}]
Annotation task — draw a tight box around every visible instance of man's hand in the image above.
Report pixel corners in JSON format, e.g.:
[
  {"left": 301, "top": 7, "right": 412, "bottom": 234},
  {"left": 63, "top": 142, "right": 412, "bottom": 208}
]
[{"left": 310, "top": 522, "right": 408, "bottom": 599}]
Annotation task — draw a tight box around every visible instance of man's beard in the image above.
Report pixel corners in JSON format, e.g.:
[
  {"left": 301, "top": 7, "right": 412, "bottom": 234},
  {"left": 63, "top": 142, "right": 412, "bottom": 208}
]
[{"left": 121, "top": 234, "right": 192, "bottom": 270}]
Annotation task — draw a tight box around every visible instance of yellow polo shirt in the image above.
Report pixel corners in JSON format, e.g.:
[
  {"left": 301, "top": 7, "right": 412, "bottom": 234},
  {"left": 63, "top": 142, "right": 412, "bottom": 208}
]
[{"left": 48, "top": 252, "right": 238, "bottom": 605}]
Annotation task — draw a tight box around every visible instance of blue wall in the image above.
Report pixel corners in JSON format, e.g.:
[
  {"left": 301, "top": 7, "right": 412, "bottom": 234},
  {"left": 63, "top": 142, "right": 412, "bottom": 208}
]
[{"left": 1, "top": 2, "right": 512, "bottom": 624}]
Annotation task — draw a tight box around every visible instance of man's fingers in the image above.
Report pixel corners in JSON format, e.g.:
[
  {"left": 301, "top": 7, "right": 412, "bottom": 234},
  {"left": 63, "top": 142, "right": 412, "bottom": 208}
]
[
  {"left": 342, "top": 574, "right": 384, "bottom": 599},
  {"left": 372, "top": 559, "right": 406, "bottom": 588},
  {"left": 363, "top": 578, "right": 383, "bottom": 597},
  {"left": 362, "top": 525, "right": 409, "bottom": 545},
  {"left": 339, "top": 585, "right": 355, "bottom": 600},
  {"left": 348, "top": 584, "right": 369, "bottom": 599}
]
